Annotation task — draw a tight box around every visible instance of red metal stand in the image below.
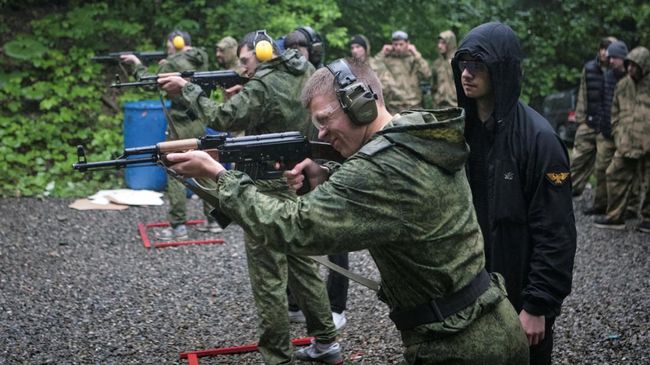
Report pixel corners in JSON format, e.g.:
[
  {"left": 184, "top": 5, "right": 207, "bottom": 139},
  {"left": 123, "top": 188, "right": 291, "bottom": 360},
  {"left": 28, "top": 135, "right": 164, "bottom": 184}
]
[
  {"left": 138, "top": 219, "right": 225, "bottom": 248},
  {"left": 180, "top": 337, "right": 314, "bottom": 365}
]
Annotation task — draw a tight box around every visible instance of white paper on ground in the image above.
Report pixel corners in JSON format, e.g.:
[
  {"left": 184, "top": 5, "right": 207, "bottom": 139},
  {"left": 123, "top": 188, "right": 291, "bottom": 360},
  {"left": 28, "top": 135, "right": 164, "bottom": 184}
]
[{"left": 89, "top": 189, "right": 164, "bottom": 206}]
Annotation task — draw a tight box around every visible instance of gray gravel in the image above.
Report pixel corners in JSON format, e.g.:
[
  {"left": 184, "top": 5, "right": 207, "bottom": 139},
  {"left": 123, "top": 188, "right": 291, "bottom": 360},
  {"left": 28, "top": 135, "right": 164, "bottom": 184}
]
[{"left": 0, "top": 189, "right": 647, "bottom": 364}]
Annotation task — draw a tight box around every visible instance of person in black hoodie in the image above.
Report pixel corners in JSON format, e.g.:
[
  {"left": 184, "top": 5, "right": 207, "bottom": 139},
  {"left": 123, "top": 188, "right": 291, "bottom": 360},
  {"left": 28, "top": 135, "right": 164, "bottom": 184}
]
[{"left": 451, "top": 22, "right": 577, "bottom": 365}]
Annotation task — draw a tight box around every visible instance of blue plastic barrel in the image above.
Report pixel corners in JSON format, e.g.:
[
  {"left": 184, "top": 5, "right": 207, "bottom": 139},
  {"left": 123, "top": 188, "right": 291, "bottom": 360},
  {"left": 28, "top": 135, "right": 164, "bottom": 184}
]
[{"left": 123, "top": 100, "right": 169, "bottom": 191}]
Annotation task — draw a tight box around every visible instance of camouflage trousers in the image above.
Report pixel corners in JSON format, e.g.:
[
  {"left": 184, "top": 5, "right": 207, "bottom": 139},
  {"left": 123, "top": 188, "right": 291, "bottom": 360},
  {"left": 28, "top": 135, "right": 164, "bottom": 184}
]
[
  {"left": 571, "top": 124, "right": 615, "bottom": 209},
  {"left": 244, "top": 183, "right": 337, "bottom": 365},
  {"left": 166, "top": 114, "right": 213, "bottom": 226},
  {"left": 605, "top": 152, "right": 650, "bottom": 221},
  {"left": 400, "top": 298, "right": 529, "bottom": 365},
  {"left": 167, "top": 178, "right": 213, "bottom": 226}
]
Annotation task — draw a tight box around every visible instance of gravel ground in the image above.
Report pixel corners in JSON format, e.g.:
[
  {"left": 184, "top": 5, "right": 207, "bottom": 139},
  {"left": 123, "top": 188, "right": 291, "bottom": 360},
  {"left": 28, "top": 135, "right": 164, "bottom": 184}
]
[{"left": 0, "top": 188, "right": 647, "bottom": 364}]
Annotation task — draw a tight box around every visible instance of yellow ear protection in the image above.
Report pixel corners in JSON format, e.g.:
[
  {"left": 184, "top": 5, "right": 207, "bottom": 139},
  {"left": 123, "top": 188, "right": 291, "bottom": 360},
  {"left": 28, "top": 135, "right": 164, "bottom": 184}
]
[
  {"left": 326, "top": 59, "right": 378, "bottom": 125},
  {"left": 253, "top": 29, "right": 274, "bottom": 62},
  {"left": 296, "top": 26, "right": 324, "bottom": 66},
  {"left": 172, "top": 35, "right": 185, "bottom": 50},
  {"left": 168, "top": 30, "right": 190, "bottom": 50}
]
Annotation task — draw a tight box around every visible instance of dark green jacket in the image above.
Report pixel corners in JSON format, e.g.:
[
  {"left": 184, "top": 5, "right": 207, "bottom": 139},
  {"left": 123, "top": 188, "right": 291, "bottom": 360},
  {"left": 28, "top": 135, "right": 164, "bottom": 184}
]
[
  {"left": 210, "top": 109, "right": 512, "bottom": 345},
  {"left": 132, "top": 47, "right": 210, "bottom": 139},
  {"left": 180, "top": 49, "right": 314, "bottom": 136}
]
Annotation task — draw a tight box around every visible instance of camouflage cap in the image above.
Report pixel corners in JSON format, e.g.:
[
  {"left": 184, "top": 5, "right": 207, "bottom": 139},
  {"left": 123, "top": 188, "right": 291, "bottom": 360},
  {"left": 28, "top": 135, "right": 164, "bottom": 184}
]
[{"left": 392, "top": 30, "right": 408, "bottom": 41}]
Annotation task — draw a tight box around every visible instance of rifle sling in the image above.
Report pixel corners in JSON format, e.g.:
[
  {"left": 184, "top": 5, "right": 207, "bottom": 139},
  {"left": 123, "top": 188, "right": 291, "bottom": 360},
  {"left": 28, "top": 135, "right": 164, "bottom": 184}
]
[{"left": 309, "top": 255, "right": 379, "bottom": 292}]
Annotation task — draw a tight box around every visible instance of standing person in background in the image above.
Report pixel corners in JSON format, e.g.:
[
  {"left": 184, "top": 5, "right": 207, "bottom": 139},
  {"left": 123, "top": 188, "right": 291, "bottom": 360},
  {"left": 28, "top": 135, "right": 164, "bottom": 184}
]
[
  {"left": 571, "top": 37, "right": 617, "bottom": 202},
  {"left": 595, "top": 46, "right": 650, "bottom": 232},
  {"left": 452, "top": 22, "right": 577, "bottom": 365},
  {"left": 157, "top": 31, "right": 341, "bottom": 365},
  {"left": 285, "top": 26, "right": 349, "bottom": 331},
  {"left": 284, "top": 26, "right": 325, "bottom": 69},
  {"left": 214, "top": 36, "right": 245, "bottom": 138},
  {"left": 374, "top": 30, "right": 431, "bottom": 114},
  {"left": 120, "top": 30, "right": 220, "bottom": 239},
  {"left": 431, "top": 30, "right": 458, "bottom": 107},
  {"left": 215, "top": 36, "right": 242, "bottom": 73}
]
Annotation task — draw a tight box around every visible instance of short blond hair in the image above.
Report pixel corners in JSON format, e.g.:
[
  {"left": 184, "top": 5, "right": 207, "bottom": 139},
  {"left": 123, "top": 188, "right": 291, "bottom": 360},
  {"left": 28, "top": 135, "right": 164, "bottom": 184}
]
[{"left": 301, "top": 59, "right": 384, "bottom": 108}]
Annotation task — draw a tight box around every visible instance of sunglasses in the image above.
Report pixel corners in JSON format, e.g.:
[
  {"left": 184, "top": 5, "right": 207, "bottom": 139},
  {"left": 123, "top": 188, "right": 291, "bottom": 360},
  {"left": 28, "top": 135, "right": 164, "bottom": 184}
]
[{"left": 457, "top": 60, "right": 488, "bottom": 75}]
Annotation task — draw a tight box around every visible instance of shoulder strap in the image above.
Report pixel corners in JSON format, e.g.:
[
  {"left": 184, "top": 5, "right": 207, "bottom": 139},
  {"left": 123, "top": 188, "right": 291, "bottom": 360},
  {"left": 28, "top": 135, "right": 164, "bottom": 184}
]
[{"left": 357, "top": 136, "right": 393, "bottom": 157}]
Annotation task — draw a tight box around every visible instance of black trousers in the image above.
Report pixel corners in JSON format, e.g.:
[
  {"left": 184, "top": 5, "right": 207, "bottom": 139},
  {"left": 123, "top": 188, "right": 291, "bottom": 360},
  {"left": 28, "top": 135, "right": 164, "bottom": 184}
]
[
  {"left": 530, "top": 316, "right": 555, "bottom": 365},
  {"left": 288, "top": 253, "right": 349, "bottom": 313}
]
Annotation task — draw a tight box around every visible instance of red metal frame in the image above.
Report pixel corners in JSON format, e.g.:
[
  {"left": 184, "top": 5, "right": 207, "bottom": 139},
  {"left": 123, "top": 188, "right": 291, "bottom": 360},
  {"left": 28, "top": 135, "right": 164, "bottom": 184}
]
[
  {"left": 180, "top": 337, "right": 314, "bottom": 365},
  {"left": 138, "top": 219, "right": 225, "bottom": 248}
]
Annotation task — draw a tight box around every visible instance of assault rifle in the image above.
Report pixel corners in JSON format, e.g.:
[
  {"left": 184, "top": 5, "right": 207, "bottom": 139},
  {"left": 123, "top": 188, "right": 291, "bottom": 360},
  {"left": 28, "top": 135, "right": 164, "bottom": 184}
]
[
  {"left": 73, "top": 131, "right": 342, "bottom": 190},
  {"left": 110, "top": 70, "right": 248, "bottom": 93},
  {"left": 91, "top": 51, "right": 166, "bottom": 64}
]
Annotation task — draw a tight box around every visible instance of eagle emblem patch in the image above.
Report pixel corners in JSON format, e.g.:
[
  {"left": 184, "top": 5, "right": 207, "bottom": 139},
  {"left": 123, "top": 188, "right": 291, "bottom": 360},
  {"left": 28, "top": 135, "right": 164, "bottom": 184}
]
[{"left": 545, "top": 172, "right": 570, "bottom": 186}]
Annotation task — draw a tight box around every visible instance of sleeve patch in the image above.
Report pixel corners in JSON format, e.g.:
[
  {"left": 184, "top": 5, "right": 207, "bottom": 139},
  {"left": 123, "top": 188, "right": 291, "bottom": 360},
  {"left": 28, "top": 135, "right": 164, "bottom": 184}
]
[{"left": 545, "top": 172, "right": 570, "bottom": 186}]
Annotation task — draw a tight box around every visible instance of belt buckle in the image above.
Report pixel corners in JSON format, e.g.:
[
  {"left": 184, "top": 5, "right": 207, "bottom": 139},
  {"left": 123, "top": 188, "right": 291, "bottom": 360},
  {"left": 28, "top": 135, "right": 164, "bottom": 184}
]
[{"left": 428, "top": 300, "right": 444, "bottom": 322}]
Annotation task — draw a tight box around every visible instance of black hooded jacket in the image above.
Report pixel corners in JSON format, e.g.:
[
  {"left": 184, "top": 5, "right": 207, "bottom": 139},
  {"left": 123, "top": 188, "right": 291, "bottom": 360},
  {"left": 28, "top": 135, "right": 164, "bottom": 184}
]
[{"left": 452, "top": 22, "right": 577, "bottom": 317}]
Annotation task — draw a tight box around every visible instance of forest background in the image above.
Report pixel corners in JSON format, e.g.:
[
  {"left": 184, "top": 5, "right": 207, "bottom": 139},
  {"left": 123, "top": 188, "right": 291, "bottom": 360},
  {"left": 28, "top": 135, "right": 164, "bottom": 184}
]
[{"left": 1, "top": 0, "right": 648, "bottom": 197}]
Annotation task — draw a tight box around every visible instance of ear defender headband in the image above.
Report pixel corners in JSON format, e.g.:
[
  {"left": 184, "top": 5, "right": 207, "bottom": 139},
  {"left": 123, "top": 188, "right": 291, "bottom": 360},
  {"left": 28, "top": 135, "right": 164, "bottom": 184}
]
[
  {"left": 169, "top": 31, "right": 190, "bottom": 50},
  {"left": 254, "top": 29, "right": 274, "bottom": 62},
  {"left": 326, "top": 59, "right": 378, "bottom": 126},
  {"left": 296, "top": 26, "right": 323, "bottom": 65}
]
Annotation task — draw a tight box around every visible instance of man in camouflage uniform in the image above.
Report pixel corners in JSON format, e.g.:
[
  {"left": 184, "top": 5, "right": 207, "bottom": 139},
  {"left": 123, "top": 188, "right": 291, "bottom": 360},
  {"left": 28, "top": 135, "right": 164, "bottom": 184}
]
[
  {"left": 165, "top": 59, "right": 529, "bottom": 364},
  {"left": 431, "top": 30, "right": 457, "bottom": 107},
  {"left": 572, "top": 39, "right": 627, "bottom": 217},
  {"left": 214, "top": 36, "right": 245, "bottom": 137},
  {"left": 159, "top": 31, "right": 340, "bottom": 365},
  {"left": 374, "top": 30, "right": 432, "bottom": 114},
  {"left": 595, "top": 46, "right": 650, "bottom": 232},
  {"left": 215, "top": 36, "right": 241, "bottom": 72},
  {"left": 121, "top": 30, "right": 218, "bottom": 239}
]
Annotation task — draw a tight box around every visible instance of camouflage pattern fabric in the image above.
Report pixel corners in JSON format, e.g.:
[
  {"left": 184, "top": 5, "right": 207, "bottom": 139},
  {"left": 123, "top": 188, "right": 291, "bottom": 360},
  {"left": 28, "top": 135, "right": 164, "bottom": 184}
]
[
  {"left": 132, "top": 47, "right": 211, "bottom": 226},
  {"left": 606, "top": 46, "right": 650, "bottom": 222},
  {"left": 181, "top": 49, "right": 336, "bottom": 365},
  {"left": 216, "top": 36, "right": 242, "bottom": 73},
  {"left": 570, "top": 123, "right": 598, "bottom": 195},
  {"left": 209, "top": 108, "right": 529, "bottom": 363},
  {"left": 374, "top": 51, "right": 432, "bottom": 114},
  {"left": 180, "top": 49, "right": 313, "bottom": 135},
  {"left": 593, "top": 134, "right": 616, "bottom": 210},
  {"left": 431, "top": 30, "right": 458, "bottom": 108}
]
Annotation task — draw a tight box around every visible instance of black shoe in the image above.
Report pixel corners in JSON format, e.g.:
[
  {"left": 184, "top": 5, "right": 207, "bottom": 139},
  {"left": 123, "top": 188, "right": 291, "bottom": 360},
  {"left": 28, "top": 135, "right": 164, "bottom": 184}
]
[
  {"left": 583, "top": 206, "right": 606, "bottom": 215},
  {"left": 638, "top": 221, "right": 650, "bottom": 233},
  {"left": 593, "top": 217, "right": 625, "bottom": 230}
]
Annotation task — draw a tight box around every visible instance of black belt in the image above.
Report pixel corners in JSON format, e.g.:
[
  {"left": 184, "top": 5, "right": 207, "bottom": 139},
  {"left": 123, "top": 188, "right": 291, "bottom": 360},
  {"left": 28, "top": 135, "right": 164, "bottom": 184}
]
[{"left": 389, "top": 269, "right": 491, "bottom": 331}]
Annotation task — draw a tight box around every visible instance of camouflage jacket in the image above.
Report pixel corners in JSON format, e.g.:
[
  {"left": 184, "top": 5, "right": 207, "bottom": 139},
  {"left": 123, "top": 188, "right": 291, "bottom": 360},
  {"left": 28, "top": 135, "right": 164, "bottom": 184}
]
[
  {"left": 132, "top": 47, "right": 210, "bottom": 139},
  {"left": 180, "top": 49, "right": 314, "bottom": 136},
  {"left": 210, "top": 108, "right": 510, "bottom": 345},
  {"left": 431, "top": 31, "right": 457, "bottom": 107},
  {"left": 611, "top": 46, "right": 650, "bottom": 157},
  {"left": 374, "top": 51, "right": 432, "bottom": 111}
]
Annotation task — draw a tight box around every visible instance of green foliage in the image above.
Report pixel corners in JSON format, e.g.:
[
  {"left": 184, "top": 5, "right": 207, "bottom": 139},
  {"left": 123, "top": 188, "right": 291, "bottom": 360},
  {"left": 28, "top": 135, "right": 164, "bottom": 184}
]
[{"left": 0, "top": 0, "right": 647, "bottom": 197}]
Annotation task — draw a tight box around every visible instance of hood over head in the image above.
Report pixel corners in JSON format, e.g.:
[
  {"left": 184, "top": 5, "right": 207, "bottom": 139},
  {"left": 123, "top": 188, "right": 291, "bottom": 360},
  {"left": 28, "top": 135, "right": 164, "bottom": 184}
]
[
  {"left": 378, "top": 108, "right": 468, "bottom": 173},
  {"left": 625, "top": 46, "right": 650, "bottom": 79},
  {"left": 438, "top": 30, "right": 457, "bottom": 58},
  {"left": 451, "top": 22, "right": 523, "bottom": 122},
  {"left": 182, "top": 47, "right": 209, "bottom": 69},
  {"left": 258, "top": 48, "right": 311, "bottom": 76}
]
